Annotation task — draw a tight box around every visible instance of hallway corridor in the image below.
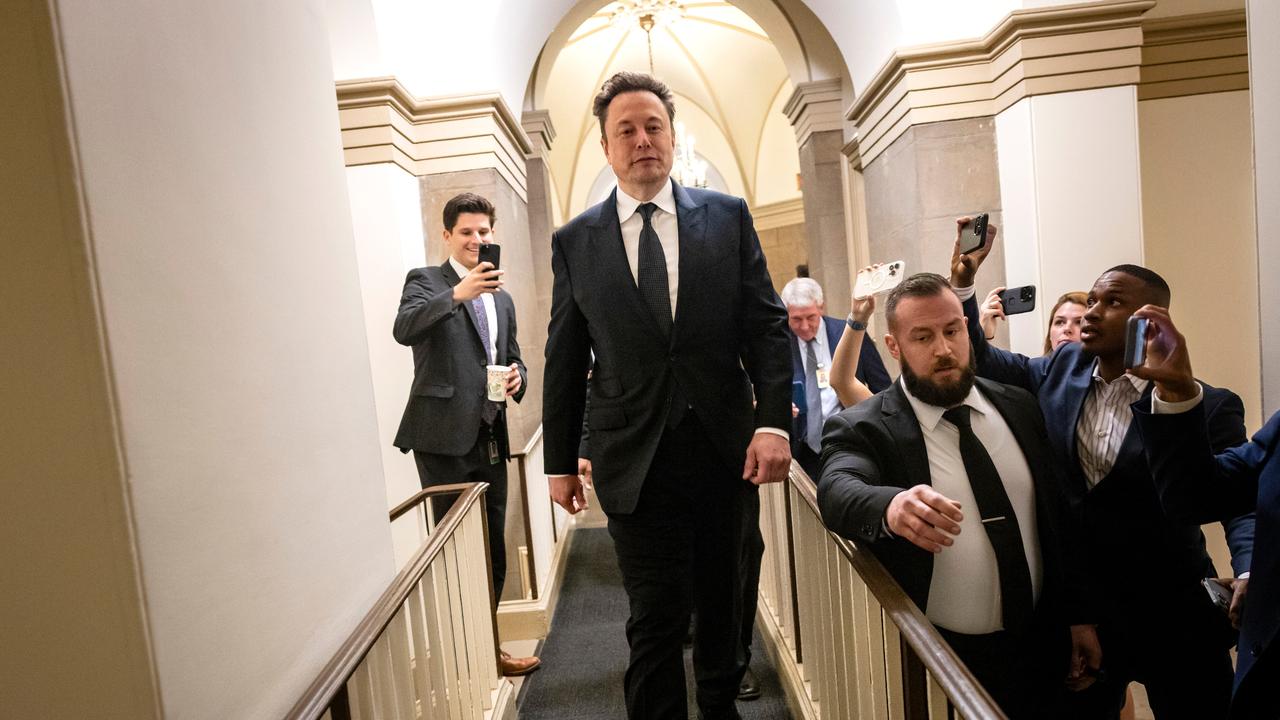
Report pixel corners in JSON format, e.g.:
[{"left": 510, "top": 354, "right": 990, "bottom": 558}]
[{"left": 517, "top": 528, "right": 792, "bottom": 719}]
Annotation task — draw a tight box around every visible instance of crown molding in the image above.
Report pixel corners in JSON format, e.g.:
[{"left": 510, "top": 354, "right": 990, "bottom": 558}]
[
  {"left": 335, "top": 77, "right": 533, "bottom": 199},
  {"left": 783, "top": 78, "right": 844, "bottom": 149},
  {"left": 752, "top": 197, "right": 805, "bottom": 231},
  {"left": 1139, "top": 10, "right": 1248, "bottom": 100},
  {"left": 520, "top": 110, "right": 557, "bottom": 156},
  {"left": 846, "top": 0, "right": 1155, "bottom": 166}
]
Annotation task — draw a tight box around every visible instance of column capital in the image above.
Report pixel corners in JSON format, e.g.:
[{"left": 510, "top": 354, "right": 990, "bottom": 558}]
[
  {"left": 783, "top": 78, "right": 844, "bottom": 150},
  {"left": 520, "top": 110, "right": 557, "bottom": 157},
  {"left": 335, "top": 77, "right": 533, "bottom": 200}
]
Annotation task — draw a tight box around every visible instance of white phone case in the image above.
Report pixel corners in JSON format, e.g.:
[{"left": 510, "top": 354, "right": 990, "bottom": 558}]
[{"left": 853, "top": 261, "right": 906, "bottom": 299}]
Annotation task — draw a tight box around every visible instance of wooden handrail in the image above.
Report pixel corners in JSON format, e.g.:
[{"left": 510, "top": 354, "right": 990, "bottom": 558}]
[
  {"left": 285, "top": 482, "right": 489, "bottom": 720},
  {"left": 387, "top": 482, "right": 475, "bottom": 522},
  {"left": 789, "top": 466, "right": 1007, "bottom": 719},
  {"left": 509, "top": 424, "right": 544, "bottom": 459}
]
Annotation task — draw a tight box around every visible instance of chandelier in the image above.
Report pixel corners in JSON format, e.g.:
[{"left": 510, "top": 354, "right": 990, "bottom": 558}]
[{"left": 672, "top": 121, "right": 708, "bottom": 188}]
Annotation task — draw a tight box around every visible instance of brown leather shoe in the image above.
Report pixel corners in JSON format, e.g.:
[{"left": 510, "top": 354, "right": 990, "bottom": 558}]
[{"left": 498, "top": 650, "right": 541, "bottom": 677}]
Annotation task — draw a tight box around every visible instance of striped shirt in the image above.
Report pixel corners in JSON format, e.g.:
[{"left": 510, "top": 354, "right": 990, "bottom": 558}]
[{"left": 1075, "top": 361, "right": 1148, "bottom": 487}]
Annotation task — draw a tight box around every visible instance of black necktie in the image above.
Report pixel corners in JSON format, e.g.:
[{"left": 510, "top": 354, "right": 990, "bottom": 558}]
[
  {"left": 471, "top": 297, "right": 499, "bottom": 425},
  {"left": 636, "top": 203, "right": 673, "bottom": 338},
  {"left": 942, "top": 405, "right": 1034, "bottom": 632}
]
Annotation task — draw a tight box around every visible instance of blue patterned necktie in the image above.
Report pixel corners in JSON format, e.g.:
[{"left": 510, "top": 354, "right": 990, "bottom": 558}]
[
  {"left": 805, "top": 339, "right": 823, "bottom": 452},
  {"left": 471, "top": 297, "right": 499, "bottom": 425},
  {"left": 636, "top": 203, "right": 673, "bottom": 338}
]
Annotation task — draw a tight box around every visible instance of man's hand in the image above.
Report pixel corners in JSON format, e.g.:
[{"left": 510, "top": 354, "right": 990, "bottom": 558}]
[
  {"left": 949, "top": 216, "right": 997, "bottom": 288},
  {"left": 1213, "top": 577, "right": 1248, "bottom": 629},
  {"left": 505, "top": 363, "right": 522, "bottom": 396},
  {"left": 1066, "top": 624, "right": 1103, "bottom": 692},
  {"left": 549, "top": 474, "right": 588, "bottom": 514},
  {"left": 743, "top": 432, "right": 791, "bottom": 485},
  {"left": 452, "top": 261, "right": 503, "bottom": 303},
  {"left": 1128, "top": 305, "right": 1197, "bottom": 402},
  {"left": 577, "top": 458, "right": 594, "bottom": 490},
  {"left": 979, "top": 287, "right": 1006, "bottom": 340},
  {"left": 885, "top": 485, "right": 963, "bottom": 553}
]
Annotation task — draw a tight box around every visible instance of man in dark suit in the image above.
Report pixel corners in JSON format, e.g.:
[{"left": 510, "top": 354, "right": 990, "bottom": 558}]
[
  {"left": 818, "top": 272, "right": 1100, "bottom": 719},
  {"left": 392, "top": 192, "right": 538, "bottom": 677},
  {"left": 781, "top": 276, "right": 892, "bottom": 478},
  {"left": 1126, "top": 305, "right": 1280, "bottom": 720},
  {"left": 543, "top": 71, "right": 792, "bottom": 720},
  {"left": 950, "top": 219, "right": 1252, "bottom": 718}
]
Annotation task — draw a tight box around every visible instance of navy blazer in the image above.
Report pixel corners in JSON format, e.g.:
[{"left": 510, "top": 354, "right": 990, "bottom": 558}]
[
  {"left": 1136, "top": 405, "right": 1280, "bottom": 718},
  {"left": 789, "top": 315, "right": 892, "bottom": 444},
  {"left": 543, "top": 182, "right": 791, "bottom": 514},
  {"left": 392, "top": 262, "right": 527, "bottom": 458},
  {"left": 817, "top": 378, "right": 1093, "bottom": 626},
  {"left": 962, "top": 296, "right": 1252, "bottom": 605}
]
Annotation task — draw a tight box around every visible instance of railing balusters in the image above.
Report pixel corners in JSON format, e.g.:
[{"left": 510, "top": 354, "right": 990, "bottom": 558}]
[
  {"left": 407, "top": 584, "right": 434, "bottom": 717},
  {"left": 386, "top": 613, "right": 417, "bottom": 720}
]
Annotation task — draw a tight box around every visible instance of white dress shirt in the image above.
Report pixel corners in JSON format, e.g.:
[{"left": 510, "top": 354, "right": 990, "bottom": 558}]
[
  {"left": 797, "top": 329, "right": 841, "bottom": 421},
  {"left": 449, "top": 255, "right": 498, "bottom": 364},
  {"left": 616, "top": 183, "right": 679, "bottom": 321},
  {"left": 1076, "top": 361, "right": 1147, "bottom": 487},
  {"left": 900, "top": 379, "right": 1043, "bottom": 634}
]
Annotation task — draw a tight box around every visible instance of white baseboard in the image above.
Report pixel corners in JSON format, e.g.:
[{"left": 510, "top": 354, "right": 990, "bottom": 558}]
[
  {"left": 496, "top": 524, "right": 577, "bottom": 640},
  {"left": 756, "top": 599, "right": 819, "bottom": 720}
]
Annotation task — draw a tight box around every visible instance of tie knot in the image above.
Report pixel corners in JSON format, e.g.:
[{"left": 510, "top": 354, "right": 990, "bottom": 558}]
[
  {"left": 637, "top": 202, "right": 658, "bottom": 222},
  {"left": 943, "top": 405, "right": 972, "bottom": 429}
]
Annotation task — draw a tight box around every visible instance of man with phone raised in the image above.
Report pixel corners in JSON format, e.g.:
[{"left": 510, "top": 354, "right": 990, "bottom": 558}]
[
  {"left": 950, "top": 216, "right": 1253, "bottom": 719},
  {"left": 392, "top": 192, "right": 537, "bottom": 677}
]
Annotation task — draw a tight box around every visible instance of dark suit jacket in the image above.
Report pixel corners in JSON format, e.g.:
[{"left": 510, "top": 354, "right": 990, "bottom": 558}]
[
  {"left": 817, "top": 378, "right": 1091, "bottom": 625},
  {"left": 543, "top": 181, "right": 791, "bottom": 515},
  {"left": 962, "top": 296, "right": 1251, "bottom": 611},
  {"left": 392, "top": 261, "right": 527, "bottom": 458},
  {"left": 789, "top": 315, "right": 892, "bottom": 447},
  {"left": 1136, "top": 404, "right": 1280, "bottom": 717}
]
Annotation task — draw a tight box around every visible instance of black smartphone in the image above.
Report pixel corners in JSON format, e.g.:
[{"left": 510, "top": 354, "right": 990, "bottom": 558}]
[
  {"left": 959, "top": 213, "right": 989, "bottom": 254},
  {"left": 1123, "top": 315, "right": 1149, "bottom": 369},
  {"left": 477, "top": 243, "right": 500, "bottom": 270},
  {"left": 1202, "top": 578, "right": 1232, "bottom": 613},
  {"left": 999, "top": 285, "right": 1036, "bottom": 316}
]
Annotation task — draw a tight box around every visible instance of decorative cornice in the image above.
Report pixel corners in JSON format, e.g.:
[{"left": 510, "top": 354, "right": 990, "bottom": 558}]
[
  {"left": 840, "top": 136, "right": 862, "bottom": 171},
  {"left": 752, "top": 197, "right": 805, "bottom": 231},
  {"left": 847, "top": 0, "right": 1155, "bottom": 166},
  {"left": 782, "top": 78, "right": 844, "bottom": 149},
  {"left": 335, "top": 77, "right": 533, "bottom": 199},
  {"left": 1139, "top": 10, "right": 1248, "bottom": 100},
  {"left": 520, "top": 110, "right": 557, "bottom": 155}
]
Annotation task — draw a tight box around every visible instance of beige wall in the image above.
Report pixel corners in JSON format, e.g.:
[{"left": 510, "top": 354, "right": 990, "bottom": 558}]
[
  {"left": 21, "top": 0, "right": 399, "bottom": 717},
  {"left": 1140, "top": 90, "right": 1261, "bottom": 431},
  {"left": 1248, "top": 0, "right": 1280, "bottom": 416},
  {"left": 758, "top": 222, "right": 809, "bottom": 297}
]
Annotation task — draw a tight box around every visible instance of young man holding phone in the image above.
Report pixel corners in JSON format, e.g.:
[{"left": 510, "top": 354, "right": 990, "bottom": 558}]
[
  {"left": 949, "top": 217, "right": 1253, "bottom": 718},
  {"left": 392, "top": 192, "right": 537, "bottom": 677}
]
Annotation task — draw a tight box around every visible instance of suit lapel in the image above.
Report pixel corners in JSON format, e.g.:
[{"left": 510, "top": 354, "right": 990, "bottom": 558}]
[
  {"left": 672, "top": 181, "right": 707, "bottom": 346},
  {"left": 441, "top": 260, "right": 487, "bottom": 360},
  {"left": 1061, "top": 355, "right": 1095, "bottom": 475},
  {"left": 589, "top": 189, "right": 666, "bottom": 341},
  {"left": 880, "top": 383, "right": 932, "bottom": 488}
]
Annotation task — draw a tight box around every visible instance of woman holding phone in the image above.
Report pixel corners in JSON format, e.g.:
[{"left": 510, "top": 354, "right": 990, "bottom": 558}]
[
  {"left": 979, "top": 289, "right": 1087, "bottom": 356},
  {"left": 828, "top": 266, "right": 882, "bottom": 407}
]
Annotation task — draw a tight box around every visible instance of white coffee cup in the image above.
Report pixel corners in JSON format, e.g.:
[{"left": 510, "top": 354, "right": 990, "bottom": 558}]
[{"left": 486, "top": 365, "right": 509, "bottom": 402}]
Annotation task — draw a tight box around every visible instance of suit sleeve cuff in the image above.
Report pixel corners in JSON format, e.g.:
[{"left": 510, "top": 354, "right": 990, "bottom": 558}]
[
  {"left": 1151, "top": 382, "right": 1203, "bottom": 414},
  {"left": 755, "top": 427, "right": 789, "bottom": 441},
  {"left": 953, "top": 285, "right": 976, "bottom": 302}
]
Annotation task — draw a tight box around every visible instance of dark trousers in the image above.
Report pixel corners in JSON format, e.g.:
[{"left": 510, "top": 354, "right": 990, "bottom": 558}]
[
  {"left": 1063, "top": 596, "right": 1234, "bottom": 720},
  {"left": 607, "top": 416, "right": 750, "bottom": 720},
  {"left": 793, "top": 442, "right": 821, "bottom": 481},
  {"left": 739, "top": 487, "right": 764, "bottom": 675},
  {"left": 413, "top": 427, "right": 509, "bottom": 603},
  {"left": 937, "top": 617, "right": 1069, "bottom": 720}
]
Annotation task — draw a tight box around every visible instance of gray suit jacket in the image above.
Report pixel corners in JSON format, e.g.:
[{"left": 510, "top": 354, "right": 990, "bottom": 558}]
[{"left": 393, "top": 261, "right": 526, "bottom": 457}]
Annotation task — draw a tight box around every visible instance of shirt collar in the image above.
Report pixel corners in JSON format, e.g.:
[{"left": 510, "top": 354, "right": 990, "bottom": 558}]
[
  {"left": 899, "top": 376, "right": 993, "bottom": 432},
  {"left": 1088, "top": 357, "right": 1149, "bottom": 394},
  {"left": 616, "top": 180, "right": 677, "bottom": 223},
  {"left": 798, "top": 326, "right": 829, "bottom": 355},
  {"left": 447, "top": 255, "right": 471, "bottom": 283}
]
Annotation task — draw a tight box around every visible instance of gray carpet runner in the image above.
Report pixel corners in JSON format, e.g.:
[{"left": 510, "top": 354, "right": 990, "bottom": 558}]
[{"left": 517, "top": 527, "right": 792, "bottom": 719}]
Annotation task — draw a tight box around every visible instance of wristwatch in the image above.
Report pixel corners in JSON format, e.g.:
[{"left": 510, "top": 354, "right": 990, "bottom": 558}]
[{"left": 846, "top": 315, "right": 867, "bottom": 331}]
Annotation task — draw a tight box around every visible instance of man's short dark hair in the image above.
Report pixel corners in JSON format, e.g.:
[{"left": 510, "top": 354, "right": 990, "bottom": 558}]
[
  {"left": 592, "top": 71, "right": 676, "bottom": 137},
  {"left": 1102, "top": 263, "right": 1171, "bottom": 306},
  {"left": 442, "top": 193, "right": 496, "bottom": 232},
  {"left": 885, "top": 273, "right": 954, "bottom": 332}
]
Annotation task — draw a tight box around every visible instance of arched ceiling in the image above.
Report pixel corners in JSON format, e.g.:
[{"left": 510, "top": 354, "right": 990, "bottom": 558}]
[{"left": 540, "top": 1, "right": 805, "bottom": 223}]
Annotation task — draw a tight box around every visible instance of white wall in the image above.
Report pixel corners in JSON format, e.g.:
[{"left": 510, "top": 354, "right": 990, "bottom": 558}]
[
  {"left": 1248, "top": 0, "right": 1280, "bottom": 416},
  {"left": 1140, "top": 91, "right": 1261, "bottom": 431},
  {"left": 995, "top": 87, "right": 1145, "bottom": 357},
  {"left": 346, "top": 163, "right": 430, "bottom": 567},
  {"left": 51, "top": 0, "right": 395, "bottom": 717}
]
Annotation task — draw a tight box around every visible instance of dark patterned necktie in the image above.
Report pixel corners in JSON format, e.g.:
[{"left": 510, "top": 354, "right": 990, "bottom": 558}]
[
  {"left": 805, "top": 340, "right": 823, "bottom": 452},
  {"left": 636, "top": 203, "right": 673, "bottom": 338},
  {"left": 471, "top": 297, "right": 499, "bottom": 425},
  {"left": 942, "top": 405, "right": 1034, "bottom": 631}
]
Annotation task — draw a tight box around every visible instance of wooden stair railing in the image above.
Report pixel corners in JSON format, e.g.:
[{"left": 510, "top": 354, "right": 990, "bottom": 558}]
[{"left": 286, "top": 482, "right": 499, "bottom": 720}]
